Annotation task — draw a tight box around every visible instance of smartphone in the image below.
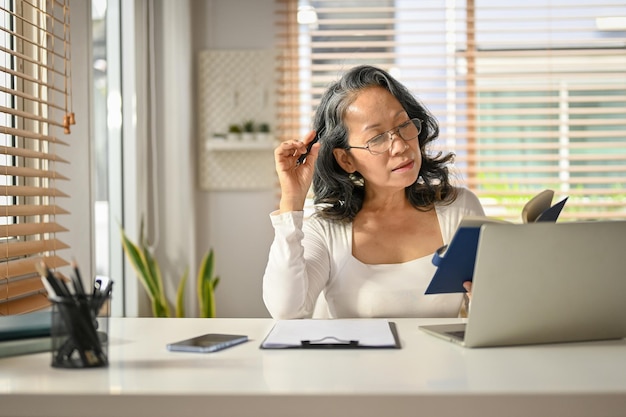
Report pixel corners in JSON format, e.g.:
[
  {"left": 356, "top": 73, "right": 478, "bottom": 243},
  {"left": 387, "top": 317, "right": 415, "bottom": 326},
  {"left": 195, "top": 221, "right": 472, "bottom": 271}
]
[{"left": 166, "top": 333, "right": 248, "bottom": 353}]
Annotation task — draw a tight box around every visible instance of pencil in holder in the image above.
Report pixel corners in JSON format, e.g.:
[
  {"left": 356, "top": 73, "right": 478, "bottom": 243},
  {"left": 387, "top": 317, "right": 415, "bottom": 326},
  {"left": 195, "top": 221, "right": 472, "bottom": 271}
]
[{"left": 50, "top": 294, "right": 110, "bottom": 369}]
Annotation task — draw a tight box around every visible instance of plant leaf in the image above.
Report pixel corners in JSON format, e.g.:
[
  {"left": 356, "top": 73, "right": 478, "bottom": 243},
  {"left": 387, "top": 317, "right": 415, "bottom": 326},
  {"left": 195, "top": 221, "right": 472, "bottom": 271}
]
[
  {"left": 152, "top": 298, "right": 169, "bottom": 318},
  {"left": 206, "top": 282, "right": 216, "bottom": 318},
  {"left": 137, "top": 223, "right": 170, "bottom": 317},
  {"left": 176, "top": 268, "right": 189, "bottom": 318},
  {"left": 197, "top": 249, "right": 217, "bottom": 318},
  {"left": 140, "top": 240, "right": 164, "bottom": 300},
  {"left": 120, "top": 227, "right": 158, "bottom": 299},
  {"left": 120, "top": 224, "right": 170, "bottom": 317},
  {"left": 147, "top": 251, "right": 170, "bottom": 316}
]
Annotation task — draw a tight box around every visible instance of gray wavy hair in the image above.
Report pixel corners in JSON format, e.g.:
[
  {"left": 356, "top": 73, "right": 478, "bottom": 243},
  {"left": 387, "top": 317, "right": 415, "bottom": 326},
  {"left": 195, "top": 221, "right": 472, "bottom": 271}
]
[{"left": 311, "top": 65, "right": 457, "bottom": 221}]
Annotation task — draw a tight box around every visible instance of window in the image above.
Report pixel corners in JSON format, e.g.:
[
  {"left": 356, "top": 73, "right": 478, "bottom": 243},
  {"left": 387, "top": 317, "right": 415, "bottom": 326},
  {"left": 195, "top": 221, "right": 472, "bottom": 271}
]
[
  {"left": 92, "top": 0, "right": 110, "bottom": 282},
  {"left": 275, "top": 0, "right": 626, "bottom": 220},
  {"left": 0, "top": 0, "right": 74, "bottom": 314}
]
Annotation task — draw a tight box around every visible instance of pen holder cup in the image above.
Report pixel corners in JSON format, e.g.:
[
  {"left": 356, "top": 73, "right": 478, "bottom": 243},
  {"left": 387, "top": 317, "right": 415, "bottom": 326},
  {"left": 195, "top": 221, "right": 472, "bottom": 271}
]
[{"left": 50, "top": 295, "right": 110, "bottom": 369}]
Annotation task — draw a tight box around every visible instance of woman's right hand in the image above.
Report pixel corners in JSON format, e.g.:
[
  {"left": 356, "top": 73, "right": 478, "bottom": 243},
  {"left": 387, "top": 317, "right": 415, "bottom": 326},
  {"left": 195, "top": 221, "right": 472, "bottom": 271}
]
[{"left": 275, "top": 130, "right": 320, "bottom": 213}]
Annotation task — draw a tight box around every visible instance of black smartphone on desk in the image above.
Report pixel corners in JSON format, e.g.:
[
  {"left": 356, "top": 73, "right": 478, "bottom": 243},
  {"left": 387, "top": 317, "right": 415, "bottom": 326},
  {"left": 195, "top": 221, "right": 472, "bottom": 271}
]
[{"left": 167, "top": 333, "right": 248, "bottom": 353}]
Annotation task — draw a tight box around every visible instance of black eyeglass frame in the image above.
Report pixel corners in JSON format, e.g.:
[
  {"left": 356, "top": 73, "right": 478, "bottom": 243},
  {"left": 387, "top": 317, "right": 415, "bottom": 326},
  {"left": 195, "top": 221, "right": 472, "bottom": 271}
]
[{"left": 345, "top": 118, "right": 422, "bottom": 155}]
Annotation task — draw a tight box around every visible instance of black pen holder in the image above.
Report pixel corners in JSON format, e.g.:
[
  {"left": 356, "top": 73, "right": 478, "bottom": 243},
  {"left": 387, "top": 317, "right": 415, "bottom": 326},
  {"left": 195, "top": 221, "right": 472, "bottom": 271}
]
[{"left": 50, "top": 294, "right": 110, "bottom": 369}]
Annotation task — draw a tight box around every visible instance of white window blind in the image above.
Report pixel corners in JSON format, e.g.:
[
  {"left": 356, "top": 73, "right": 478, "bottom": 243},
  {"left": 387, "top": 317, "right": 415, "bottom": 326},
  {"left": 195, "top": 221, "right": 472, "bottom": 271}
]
[
  {"left": 0, "top": 0, "right": 74, "bottom": 314},
  {"left": 275, "top": 0, "right": 626, "bottom": 221}
]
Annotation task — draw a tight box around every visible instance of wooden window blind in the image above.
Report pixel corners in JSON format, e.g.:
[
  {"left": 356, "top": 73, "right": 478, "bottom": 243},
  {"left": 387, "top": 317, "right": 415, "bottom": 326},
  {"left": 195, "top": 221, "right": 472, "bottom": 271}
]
[
  {"left": 275, "top": 0, "right": 626, "bottom": 221},
  {"left": 0, "top": 0, "right": 74, "bottom": 315},
  {"left": 275, "top": 0, "right": 301, "bottom": 144}
]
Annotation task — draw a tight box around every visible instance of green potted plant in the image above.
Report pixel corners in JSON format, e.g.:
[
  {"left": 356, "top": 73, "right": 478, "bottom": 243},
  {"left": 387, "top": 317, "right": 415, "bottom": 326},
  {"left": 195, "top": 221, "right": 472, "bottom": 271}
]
[
  {"left": 120, "top": 219, "right": 220, "bottom": 318},
  {"left": 227, "top": 124, "right": 242, "bottom": 141},
  {"left": 242, "top": 120, "right": 255, "bottom": 141},
  {"left": 257, "top": 122, "right": 271, "bottom": 142}
]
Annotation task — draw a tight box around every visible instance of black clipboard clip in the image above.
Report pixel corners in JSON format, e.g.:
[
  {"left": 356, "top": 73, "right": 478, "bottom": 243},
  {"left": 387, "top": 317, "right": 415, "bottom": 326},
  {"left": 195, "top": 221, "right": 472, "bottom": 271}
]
[{"left": 300, "top": 336, "right": 359, "bottom": 348}]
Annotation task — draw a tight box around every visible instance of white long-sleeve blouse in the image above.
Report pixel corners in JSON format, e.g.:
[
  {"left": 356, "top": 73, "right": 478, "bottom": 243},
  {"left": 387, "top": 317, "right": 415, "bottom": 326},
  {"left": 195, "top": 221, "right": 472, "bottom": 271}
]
[{"left": 262, "top": 187, "right": 485, "bottom": 319}]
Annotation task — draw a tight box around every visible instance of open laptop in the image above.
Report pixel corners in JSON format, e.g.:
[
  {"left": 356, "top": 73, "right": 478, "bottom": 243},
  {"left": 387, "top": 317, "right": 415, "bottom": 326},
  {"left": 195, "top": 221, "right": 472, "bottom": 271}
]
[{"left": 420, "top": 221, "right": 626, "bottom": 348}]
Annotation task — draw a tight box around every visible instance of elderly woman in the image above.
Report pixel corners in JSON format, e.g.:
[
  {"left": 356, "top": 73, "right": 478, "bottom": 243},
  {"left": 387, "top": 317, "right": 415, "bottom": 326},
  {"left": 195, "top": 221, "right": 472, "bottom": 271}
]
[{"left": 263, "top": 65, "right": 484, "bottom": 319}]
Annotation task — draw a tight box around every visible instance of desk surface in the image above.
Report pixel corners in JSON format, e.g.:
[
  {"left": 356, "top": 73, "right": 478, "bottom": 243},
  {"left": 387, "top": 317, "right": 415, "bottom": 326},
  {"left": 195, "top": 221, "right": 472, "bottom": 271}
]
[{"left": 1, "top": 317, "right": 626, "bottom": 417}]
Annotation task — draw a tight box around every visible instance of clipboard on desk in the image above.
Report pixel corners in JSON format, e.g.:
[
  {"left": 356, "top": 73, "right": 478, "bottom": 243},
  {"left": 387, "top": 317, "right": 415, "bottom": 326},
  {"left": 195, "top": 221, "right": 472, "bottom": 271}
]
[{"left": 260, "top": 319, "right": 401, "bottom": 349}]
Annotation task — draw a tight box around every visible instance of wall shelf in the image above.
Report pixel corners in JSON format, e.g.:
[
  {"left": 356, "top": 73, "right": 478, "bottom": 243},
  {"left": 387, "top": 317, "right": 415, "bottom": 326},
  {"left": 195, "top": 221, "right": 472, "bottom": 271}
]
[
  {"left": 197, "top": 49, "right": 276, "bottom": 190},
  {"left": 205, "top": 139, "right": 275, "bottom": 152}
]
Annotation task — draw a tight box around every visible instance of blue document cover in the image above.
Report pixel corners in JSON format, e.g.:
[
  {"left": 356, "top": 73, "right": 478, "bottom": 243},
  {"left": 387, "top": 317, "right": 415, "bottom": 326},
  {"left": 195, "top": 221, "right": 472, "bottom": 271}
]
[
  {"left": 0, "top": 311, "right": 51, "bottom": 341},
  {"left": 426, "top": 225, "right": 483, "bottom": 294},
  {"left": 0, "top": 336, "right": 52, "bottom": 358},
  {"left": 425, "top": 195, "right": 568, "bottom": 295}
]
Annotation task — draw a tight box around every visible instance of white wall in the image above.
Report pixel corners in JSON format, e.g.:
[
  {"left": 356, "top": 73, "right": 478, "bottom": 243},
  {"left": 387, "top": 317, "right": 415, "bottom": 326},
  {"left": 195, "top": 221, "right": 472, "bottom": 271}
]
[
  {"left": 152, "top": 0, "right": 277, "bottom": 318},
  {"left": 193, "top": 0, "right": 277, "bottom": 318},
  {"left": 66, "top": 0, "right": 277, "bottom": 318}
]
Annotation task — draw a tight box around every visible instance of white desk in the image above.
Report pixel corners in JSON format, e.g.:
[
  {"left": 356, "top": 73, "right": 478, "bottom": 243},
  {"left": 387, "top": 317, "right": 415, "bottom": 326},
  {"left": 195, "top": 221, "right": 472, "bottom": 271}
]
[{"left": 1, "top": 318, "right": 626, "bottom": 417}]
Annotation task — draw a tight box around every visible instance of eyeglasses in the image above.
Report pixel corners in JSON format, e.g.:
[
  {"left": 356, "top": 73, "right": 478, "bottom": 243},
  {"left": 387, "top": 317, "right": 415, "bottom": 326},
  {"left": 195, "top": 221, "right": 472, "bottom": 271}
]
[{"left": 346, "top": 118, "right": 422, "bottom": 155}]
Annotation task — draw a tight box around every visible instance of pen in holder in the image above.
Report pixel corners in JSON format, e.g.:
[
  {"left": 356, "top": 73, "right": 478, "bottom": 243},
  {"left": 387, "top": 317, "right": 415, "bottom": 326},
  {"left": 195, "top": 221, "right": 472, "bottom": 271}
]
[
  {"left": 39, "top": 261, "right": 112, "bottom": 368},
  {"left": 50, "top": 293, "right": 110, "bottom": 368}
]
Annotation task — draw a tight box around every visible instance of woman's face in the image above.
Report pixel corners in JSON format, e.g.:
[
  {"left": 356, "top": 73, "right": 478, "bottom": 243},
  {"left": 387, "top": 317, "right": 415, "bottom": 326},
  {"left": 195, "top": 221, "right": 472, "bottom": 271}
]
[{"left": 334, "top": 86, "right": 421, "bottom": 194}]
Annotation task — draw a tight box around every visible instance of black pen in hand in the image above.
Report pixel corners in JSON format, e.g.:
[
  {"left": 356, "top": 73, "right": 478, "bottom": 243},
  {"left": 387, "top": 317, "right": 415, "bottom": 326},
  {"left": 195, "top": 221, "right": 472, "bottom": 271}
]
[{"left": 296, "top": 134, "right": 319, "bottom": 166}]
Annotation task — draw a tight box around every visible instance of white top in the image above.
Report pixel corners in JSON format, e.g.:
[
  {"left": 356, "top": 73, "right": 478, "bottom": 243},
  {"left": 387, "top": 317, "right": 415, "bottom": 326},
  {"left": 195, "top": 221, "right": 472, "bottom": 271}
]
[{"left": 263, "top": 187, "right": 485, "bottom": 319}]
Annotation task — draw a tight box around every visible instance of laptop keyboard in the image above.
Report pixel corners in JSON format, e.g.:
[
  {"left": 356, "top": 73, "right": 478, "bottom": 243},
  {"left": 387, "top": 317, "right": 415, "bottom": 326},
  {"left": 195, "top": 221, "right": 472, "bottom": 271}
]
[{"left": 445, "top": 330, "right": 466, "bottom": 340}]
